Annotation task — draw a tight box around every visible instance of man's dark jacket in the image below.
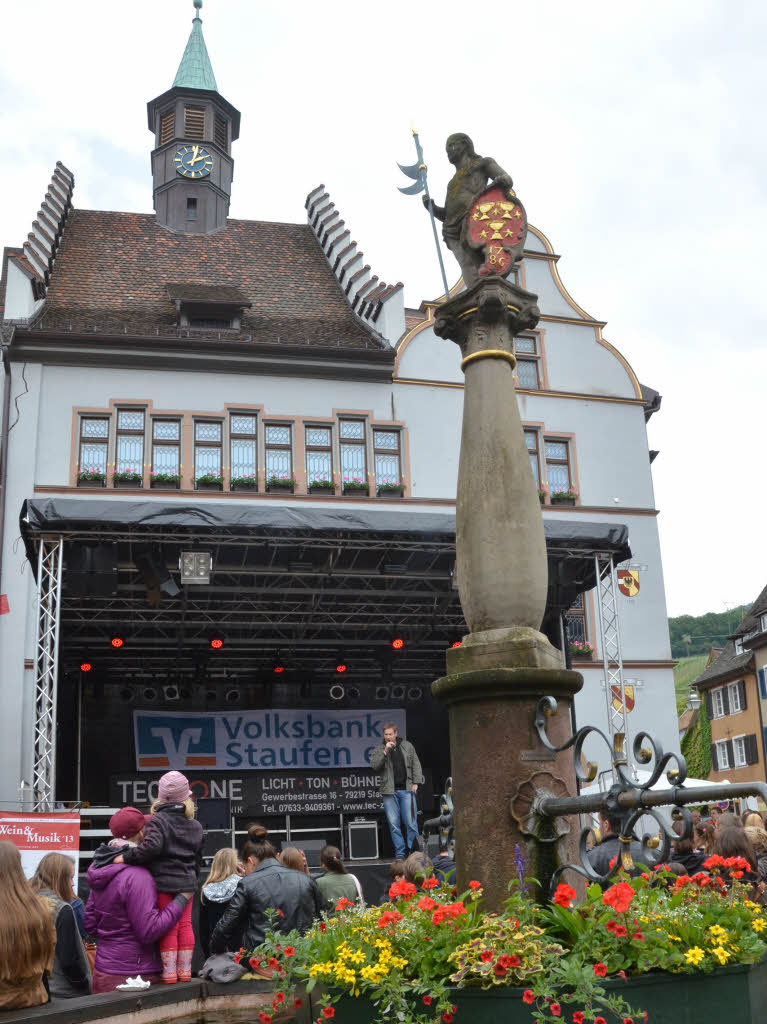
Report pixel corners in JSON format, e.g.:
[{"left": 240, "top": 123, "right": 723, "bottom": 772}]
[
  {"left": 587, "top": 837, "right": 649, "bottom": 884},
  {"left": 122, "top": 803, "right": 203, "bottom": 893},
  {"left": 210, "top": 859, "right": 321, "bottom": 951}
]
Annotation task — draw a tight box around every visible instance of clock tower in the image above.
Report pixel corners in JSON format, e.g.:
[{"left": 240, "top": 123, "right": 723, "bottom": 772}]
[{"left": 147, "top": 0, "right": 240, "bottom": 234}]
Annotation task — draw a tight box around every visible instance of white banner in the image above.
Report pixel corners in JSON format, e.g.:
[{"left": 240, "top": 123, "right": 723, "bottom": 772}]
[
  {"left": 0, "top": 812, "right": 80, "bottom": 878},
  {"left": 134, "top": 708, "right": 407, "bottom": 772}
]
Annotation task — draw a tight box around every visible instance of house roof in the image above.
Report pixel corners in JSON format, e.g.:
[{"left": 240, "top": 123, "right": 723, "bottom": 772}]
[
  {"left": 29, "top": 210, "right": 386, "bottom": 351},
  {"left": 693, "top": 583, "right": 767, "bottom": 689}
]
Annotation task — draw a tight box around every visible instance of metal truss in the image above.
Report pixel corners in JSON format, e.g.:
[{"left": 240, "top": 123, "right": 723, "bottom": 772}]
[
  {"left": 33, "top": 536, "right": 64, "bottom": 810},
  {"left": 594, "top": 554, "right": 629, "bottom": 765}
]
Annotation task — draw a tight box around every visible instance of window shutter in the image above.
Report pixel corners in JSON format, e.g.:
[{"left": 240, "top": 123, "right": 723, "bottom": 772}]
[
  {"left": 710, "top": 743, "right": 717, "bottom": 771},
  {"left": 745, "top": 734, "right": 759, "bottom": 766},
  {"left": 759, "top": 668, "right": 767, "bottom": 701},
  {"left": 705, "top": 691, "right": 713, "bottom": 719},
  {"left": 721, "top": 686, "right": 731, "bottom": 715},
  {"left": 738, "top": 679, "right": 747, "bottom": 710},
  {"left": 726, "top": 740, "right": 735, "bottom": 769}
]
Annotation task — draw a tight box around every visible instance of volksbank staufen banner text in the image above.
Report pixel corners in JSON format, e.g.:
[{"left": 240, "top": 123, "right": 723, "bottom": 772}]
[{"left": 133, "top": 708, "right": 407, "bottom": 772}]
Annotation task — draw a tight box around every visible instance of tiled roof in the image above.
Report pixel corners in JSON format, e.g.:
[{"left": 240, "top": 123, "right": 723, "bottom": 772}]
[
  {"left": 693, "top": 583, "right": 767, "bottom": 688},
  {"left": 31, "top": 210, "right": 386, "bottom": 350},
  {"left": 166, "top": 283, "right": 251, "bottom": 305}
]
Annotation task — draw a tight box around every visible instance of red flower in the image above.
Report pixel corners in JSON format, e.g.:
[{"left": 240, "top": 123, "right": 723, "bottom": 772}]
[
  {"left": 249, "top": 956, "right": 261, "bottom": 969},
  {"left": 619, "top": 969, "right": 627, "bottom": 980},
  {"left": 277, "top": 909, "right": 284, "bottom": 917},
  {"left": 606, "top": 919, "right": 617, "bottom": 933},
  {"left": 468, "top": 880, "right": 481, "bottom": 890},
  {"left": 417, "top": 896, "right": 436, "bottom": 911},
  {"left": 624, "top": 1018, "right": 634, "bottom": 1024},
  {"left": 283, "top": 946, "right": 295, "bottom": 957},
  {"left": 322, "top": 1008, "right": 335, "bottom": 1020},
  {"left": 336, "top": 897, "right": 354, "bottom": 910},
  {"left": 595, "top": 1018, "right": 607, "bottom": 1024},
  {"left": 609, "top": 855, "right": 617, "bottom": 870},
  {"left": 499, "top": 954, "right": 519, "bottom": 968},
  {"left": 442, "top": 1015, "right": 454, "bottom": 1024},
  {"left": 319, "top": 921, "right": 327, "bottom": 932},
  {"left": 422, "top": 995, "right": 432, "bottom": 1005},
  {"left": 614, "top": 924, "right": 628, "bottom": 938},
  {"left": 633, "top": 931, "right": 645, "bottom": 942},
  {"left": 602, "top": 881, "right": 635, "bottom": 914},
  {"left": 593, "top": 962, "right": 608, "bottom": 977},
  {"left": 550, "top": 1002, "right": 561, "bottom": 1017},
  {"left": 480, "top": 951, "right": 493, "bottom": 962},
  {"left": 493, "top": 963, "right": 507, "bottom": 977},
  {"left": 274, "top": 992, "right": 285, "bottom": 1003},
  {"left": 268, "top": 957, "right": 279, "bottom": 969},
  {"left": 377, "top": 910, "right": 403, "bottom": 929},
  {"left": 522, "top": 990, "right": 535, "bottom": 1004},
  {"left": 233, "top": 951, "right": 242, "bottom": 963},
  {"left": 422, "top": 877, "right": 439, "bottom": 890},
  {"left": 573, "top": 1014, "right": 585, "bottom": 1024},
  {"left": 389, "top": 880, "right": 417, "bottom": 899},
  {"left": 703, "top": 854, "right": 724, "bottom": 870},
  {"left": 552, "top": 883, "right": 577, "bottom": 908},
  {"left": 258, "top": 1014, "right": 271, "bottom": 1024},
  {"left": 293, "top": 998, "right": 303, "bottom": 1009}
]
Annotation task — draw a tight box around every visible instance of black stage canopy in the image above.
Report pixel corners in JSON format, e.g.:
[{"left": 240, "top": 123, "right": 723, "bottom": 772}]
[{"left": 20, "top": 496, "right": 630, "bottom": 684}]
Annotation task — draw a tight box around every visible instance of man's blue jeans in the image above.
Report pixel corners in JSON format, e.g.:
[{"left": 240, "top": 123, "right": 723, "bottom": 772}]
[{"left": 383, "top": 790, "right": 418, "bottom": 859}]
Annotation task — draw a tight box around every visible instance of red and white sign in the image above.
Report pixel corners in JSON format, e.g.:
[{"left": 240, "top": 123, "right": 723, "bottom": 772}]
[{"left": 0, "top": 812, "right": 80, "bottom": 878}]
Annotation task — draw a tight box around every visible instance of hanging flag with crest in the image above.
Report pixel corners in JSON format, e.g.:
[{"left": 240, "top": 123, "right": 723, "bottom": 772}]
[{"left": 617, "top": 569, "right": 640, "bottom": 598}]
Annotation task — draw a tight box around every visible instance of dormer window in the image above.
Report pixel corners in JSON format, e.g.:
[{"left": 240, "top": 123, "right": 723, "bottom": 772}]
[
  {"left": 735, "top": 638, "right": 744, "bottom": 656},
  {"left": 167, "top": 283, "right": 251, "bottom": 331}
]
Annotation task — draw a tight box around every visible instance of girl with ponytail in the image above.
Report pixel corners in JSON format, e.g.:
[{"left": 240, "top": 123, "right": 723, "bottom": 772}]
[{"left": 316, "top": 845, "right": 363, "bottom": 911}]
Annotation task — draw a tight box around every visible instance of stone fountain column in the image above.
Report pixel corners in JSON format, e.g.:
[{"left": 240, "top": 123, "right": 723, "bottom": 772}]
[{"left": 432, "top": 275, "right": 583, "bottom": 908}]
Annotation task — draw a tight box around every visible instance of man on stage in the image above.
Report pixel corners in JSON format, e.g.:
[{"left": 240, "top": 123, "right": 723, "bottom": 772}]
[{"left": 370, "top": 723, "right": 424, "bottom": 859}]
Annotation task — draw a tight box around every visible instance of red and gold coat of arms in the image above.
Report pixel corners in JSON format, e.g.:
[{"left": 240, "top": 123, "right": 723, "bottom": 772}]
[{"left": 463, "top": 187, "right": 527, "bottom": 278}]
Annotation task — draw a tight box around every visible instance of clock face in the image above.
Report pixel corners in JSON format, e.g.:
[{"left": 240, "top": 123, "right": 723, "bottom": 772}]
[{"left": 173, "top": 144, "right": 214, "bottom": 179}]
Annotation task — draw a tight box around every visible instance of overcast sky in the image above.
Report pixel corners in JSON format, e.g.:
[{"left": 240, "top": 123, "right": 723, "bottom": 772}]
[{"left": 2, "top": 0, "right": 765, "bottom": 619}]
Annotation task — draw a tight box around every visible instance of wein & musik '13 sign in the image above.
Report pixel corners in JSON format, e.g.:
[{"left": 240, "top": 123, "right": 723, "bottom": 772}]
[
  {"left": 111, "top": 770, "right": 384, "bottom": 816},
  {"left": 133, "top": 708, "right": 406, "bottom": 772}
]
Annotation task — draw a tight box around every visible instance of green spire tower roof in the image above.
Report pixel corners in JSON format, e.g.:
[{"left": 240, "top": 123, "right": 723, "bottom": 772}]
[{"left": 173, "top": 0, "right": 218, "bottom": 91}]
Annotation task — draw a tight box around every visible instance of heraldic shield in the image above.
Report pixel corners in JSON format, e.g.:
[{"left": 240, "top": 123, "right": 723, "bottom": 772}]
[
  {"left": 617, "top": 569, "right": 640, "bottom": 598},
  {"left": 462, "top": 186, "right": 528, "bottom": 278}
]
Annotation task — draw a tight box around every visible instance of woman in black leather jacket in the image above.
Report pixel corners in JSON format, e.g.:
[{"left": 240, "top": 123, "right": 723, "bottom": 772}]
[{"left": 210, "top": 824, "right": 320, "bottom": 952}]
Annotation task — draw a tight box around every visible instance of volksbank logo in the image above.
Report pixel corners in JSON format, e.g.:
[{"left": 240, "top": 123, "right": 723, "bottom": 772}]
[{"left": 135, "top": 714, "right": 217, "bottom": 769}]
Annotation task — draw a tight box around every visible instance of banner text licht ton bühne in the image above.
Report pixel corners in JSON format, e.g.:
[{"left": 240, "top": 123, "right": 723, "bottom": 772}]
[{"left": 133, "top": 708, "right": 407, "bottom": 772}]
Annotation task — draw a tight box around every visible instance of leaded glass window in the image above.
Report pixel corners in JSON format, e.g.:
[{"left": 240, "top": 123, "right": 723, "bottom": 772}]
[
  {"left": 545, "top": 439, "right": 571, "bottom": 495},
  {"left": 265, "top": 424, "right": 292, "bottom": 480},
  {"left": 78, "top": 416, "right": 109, "bottom": 475},
  {"left": 305, "top": 426, "right": 332, "bottom": 484},
  {"left": 115, "top": 409, "right": 145, "bottom": 476},
  {"left": 373, "top": 430, "right": 401, "bottom": 487},
  {"left": 524, "top": 430, "right": 540, "bottom": 486},
  {"left": 230, "top": 414, "right": 257, "bottom": 481},
  {"left": 565, "top": 594, "right": 587, "bottom": 645},
  {"left": 194, "top": 421, "right": 222, "bottom": 479},
  {"left": 516, "top": 359, "right": 539, "bottom": 389},
  {"left": 152, "top": 420, "right": 181, "bottom": 476},
  {"left": 340, "top": 420, "right": 366, "bottom": 484},
  {"left": 514, "top": 335, "right": 540, "bottom": 389}
]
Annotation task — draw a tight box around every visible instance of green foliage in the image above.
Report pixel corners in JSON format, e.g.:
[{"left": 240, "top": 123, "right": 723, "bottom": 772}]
[
  {"left": 675, "top": 655, "right": 709, "bottom": 712},
  {"left": 668, "top": 605, "right": 750, "bottom": 658},
  {"left": 681, "top": 694, "right": 712, "bottom": 778}
]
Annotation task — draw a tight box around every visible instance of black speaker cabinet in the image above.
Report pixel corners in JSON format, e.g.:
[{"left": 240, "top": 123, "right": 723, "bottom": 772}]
[
  {"left": 297, "top": 838, "right": 327, "bottom": 868},
  {"left": 197, "top": 798, "right": 230, "bottom": 830},
  {"left": 202, "top": 830, "right": 233, "bottom": 859},
  {"left": 348, "top": 820, "right": 378, "bottom": 860}
]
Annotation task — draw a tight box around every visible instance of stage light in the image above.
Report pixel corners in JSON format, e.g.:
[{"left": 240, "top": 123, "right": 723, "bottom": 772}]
[
  {"left": 335, "top": 662, "right": 347, "bottom": 674},
  {"left": 347, "top": 685, "right": 360, "bottom": 701},
  {"left": 408, "top": 687, "right": 424, "bottom": 702},
  {"left": 273, "top": 663, "right": 285, "bottom": 674},
  {"left": 451, "top": 641, "right": 462, "bottom": 648},
  {"left": 375, "top": 685, "right": 391, "bottom": 701},
  {"left": 163, "top": 685, "right": 180, "bottom": 702},
  {"left": 142, "top": 686, "right": 158, "bottom": 703},
  {"left": 79, "top": 662, "right": 92, "bottom": 673},
  {"left": 391, "top": 638, "right": 405, "bottom": 650},
  {"left": 390, "top": 685, "right": 406, "bottom": 701},
  {"left": 209, "top": 635, "right": 224, "bottom": 650},
  {"left": 110, "top": 635, "right": 125, "bottom": 649},
  {"left": 225, "top": 689, "right": 240, "bottom": 704},
  {"left": 118, "top": 687, "right": 134, "bottom": 703},
  {"left": 329, "top": 684, "right": 345, "bottom": 701},
  {"left": 180, "top": 551, "right": 212, "bottom": 585}
]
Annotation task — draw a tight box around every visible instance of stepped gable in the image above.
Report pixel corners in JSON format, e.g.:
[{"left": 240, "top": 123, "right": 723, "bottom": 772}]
[
  {"left": 33, "top": 209, "right": 388, "bottom": 350},
  {"left": 305, "top": 185, "right": 405, "bottom": 346}
]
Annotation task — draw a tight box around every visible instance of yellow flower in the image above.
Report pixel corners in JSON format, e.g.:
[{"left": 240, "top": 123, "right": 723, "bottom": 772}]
[
  {"left": 667, "top": 934, "right": 682, "bottom": 942},
  {"left": 712, "top": 946, "right": 731, "bottom": 965},
  {"left": 753, "top": 918, "right": 767, "bottom": 933},
  {"left": 708, "top": 925, "right": 727, "bottom": 938},
  {"left": 684, "top": 947, "right": 705, "bottom": 965}
]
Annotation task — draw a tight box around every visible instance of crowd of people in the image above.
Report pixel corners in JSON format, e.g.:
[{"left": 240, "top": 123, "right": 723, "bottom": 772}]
[{"left": 6, "top": 767, "right": 757, "bottom": 1013}]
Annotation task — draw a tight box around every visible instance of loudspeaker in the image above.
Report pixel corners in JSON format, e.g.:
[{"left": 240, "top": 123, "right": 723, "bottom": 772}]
[
  {"left": 425, "top": 833, "right": 441, "bottom": 859},
  {"left": 348, "top": 820, "right": 378, "bottom": 860},
  {"left": 66, "top": 542, "right": 118, "bottom": 597},
  {"left": 202, "top": 830, "right": 233, "bottom": 859},
  {"left": 297, "top": 839, "right": 327, "bottom": 868},
  {"left": 197, "top": 798, "right": 230, "bottom": 831}
]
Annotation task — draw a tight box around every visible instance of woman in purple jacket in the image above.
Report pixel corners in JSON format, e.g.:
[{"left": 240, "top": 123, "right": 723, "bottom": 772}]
[{"left": 83, "top": 807, "right": 194, "bottom": 993}]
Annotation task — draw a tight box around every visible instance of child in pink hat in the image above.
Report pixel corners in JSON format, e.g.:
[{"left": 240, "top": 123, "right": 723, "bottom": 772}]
[{"left": 119, "top": 770, "right": 203, "bottom": 983}]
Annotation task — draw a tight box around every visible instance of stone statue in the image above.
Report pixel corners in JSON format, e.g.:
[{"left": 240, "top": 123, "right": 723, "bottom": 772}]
[{"left": 423, "top": 133, "right": 516, "bottom": 285}]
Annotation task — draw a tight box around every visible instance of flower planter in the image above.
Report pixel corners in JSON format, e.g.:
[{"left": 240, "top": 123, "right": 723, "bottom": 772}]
[
  {"left": 113, "top": 479, "right": 142, "bottom": 489},
  {"left": 309, "top": 484, "right": 336, "bottom": 495},
  {"left": 150, "top": 481, "right": 180, "bottom": 490},
  {"left": 305, "top": 957, "right": 767, "bottom": 1024},
  {"left": 377, "top": 486, "right": 405, "bottom": 498},
  {"left": 343, "top": 485, "right": 370, "bottom": 497},
  {"left": 196, "top": 482, "right": 223, "bottom": 491},
  {"left": 231, "top": 483, "right": 259, "bottom": 492},
  {"left": 551, "top": 496, "right": 576, "bottom": 506},
  {"left": 267, "top": 484, "right": 294, "bottom": 494},
  {"left": 76, "top": 479, "right": 105, "bottom": 488}
]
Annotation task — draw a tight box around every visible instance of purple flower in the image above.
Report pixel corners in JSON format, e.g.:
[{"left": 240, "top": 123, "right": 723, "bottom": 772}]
[{"left": 515, "top": 843, "right": 525, "bottom": 888}]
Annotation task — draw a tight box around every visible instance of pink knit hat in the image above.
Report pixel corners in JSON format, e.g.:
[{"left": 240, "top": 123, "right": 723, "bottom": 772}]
[{"left": 158, "top": 770, "right": 192, "bottom": 803}]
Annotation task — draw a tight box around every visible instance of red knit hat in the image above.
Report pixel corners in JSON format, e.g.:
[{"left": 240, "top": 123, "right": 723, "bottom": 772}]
[{"left": 109, "top": 806, "right": 150, "bottom": 840}]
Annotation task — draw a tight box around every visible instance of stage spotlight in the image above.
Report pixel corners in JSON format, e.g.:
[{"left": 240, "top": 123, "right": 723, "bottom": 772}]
[
  {"left": 118, "top": 687, "right": 134, "bottom": 703},
  {"left": 225, "top": 689, "right": 240, "bottom": 704},
  {"left": 142, "top": 686, "right": 158, "bottom": 702},
  {"left": 79, "top": 662, "right": 93, "bottom": 673},
  {"left": 390, "top": 684, "right": 406, "bottom": 701},
  {"left": 451, "top": 641, "right": 462, "bottom": 648},
  {"left": 180, "top": 551, "right": 212, "bottom": 585},
  {"left": 209, "top": 634, "right": 225, "bottom": 650},
  {"left": 391, "top": 637, "right": 405, "bottom": 650},
  {"left": 273, "top": 662, "right": 285, "bottom": 674},
  {"left": 335, "top": 661, "right": 348, "bottom": 674},
  {"left": 347, "top": 685, "right": 360, "bottom": 701},
  {"left": 329, "top": 684, "right": 345, "bottom": 701},
  {"left": 163, "top": 685, "right": 180, "bottom": 702},
  {"left": 408, "top": 687, "right": 424, "bottom": 702},
  {"left": 110, "top": 635, "right": 125, "bottom": 649},
  {"left": 375, "top": 685, "right": 391, "bottom": 701},
  {"left": 205, "top": 689, "right": 218, "bottom": 703}
]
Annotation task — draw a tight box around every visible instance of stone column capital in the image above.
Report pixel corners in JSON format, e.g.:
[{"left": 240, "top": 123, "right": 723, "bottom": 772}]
[{"left": 434, "top": 277, "right": 540, "bottom": 353}]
